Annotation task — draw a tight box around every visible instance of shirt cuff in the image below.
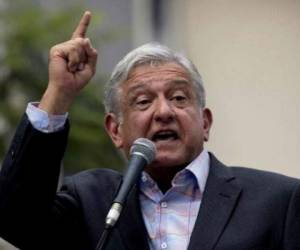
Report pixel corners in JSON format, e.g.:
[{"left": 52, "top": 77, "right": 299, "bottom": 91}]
[{"left": 26, "top": 102, "right": 68, "bottom": 133}]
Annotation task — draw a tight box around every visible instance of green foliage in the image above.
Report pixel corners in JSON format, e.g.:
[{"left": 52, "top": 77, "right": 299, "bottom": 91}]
[{"left": 0, "top": 0, "right": 124, "bottom": 173}]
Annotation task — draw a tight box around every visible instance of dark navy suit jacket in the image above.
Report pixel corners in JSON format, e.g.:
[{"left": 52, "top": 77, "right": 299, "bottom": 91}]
[{"left": 0, "top": 115, "right": 300, "bottom": 250}]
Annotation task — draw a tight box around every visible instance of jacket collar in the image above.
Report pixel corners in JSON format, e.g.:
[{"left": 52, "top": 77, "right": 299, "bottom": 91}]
[{"left": 188, "top": 153, "right": 242, "bottom": 250}]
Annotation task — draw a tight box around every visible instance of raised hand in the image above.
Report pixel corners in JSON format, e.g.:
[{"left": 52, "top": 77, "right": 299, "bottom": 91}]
[{"left": 39, "top": 11, "right": 98, "bottom": 114}]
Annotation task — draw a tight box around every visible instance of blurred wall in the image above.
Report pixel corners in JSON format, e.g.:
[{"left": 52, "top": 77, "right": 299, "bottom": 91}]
[
  {"left": 182, "top": 0, "right": 300, "bottom": 177},
  {"left": 0, "top": 238, "right": 17, "bottom": 250},
  {"left": 132, "top": 0, "right": 300, "bottom": 178}
]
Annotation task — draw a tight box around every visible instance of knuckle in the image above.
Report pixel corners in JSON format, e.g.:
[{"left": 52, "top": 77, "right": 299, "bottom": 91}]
[
  {"left": 49, "top": 44, "right": 60, "bottom": 54},
  {"left": 69, "top": 46, "right": 77, "bottom": 53},
  {"left": 74, "top": 37, "right": 85, "bottom": 44}
]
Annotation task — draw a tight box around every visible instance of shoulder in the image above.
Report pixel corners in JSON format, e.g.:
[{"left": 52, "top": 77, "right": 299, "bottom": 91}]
[
  {"left": 230, "top": 166, "right": 300, "bottom": 190},
  {"left": 226, "top": 166, "right": 300, "bottom": 206},
  {"left": 65, "top": 168, "right": 123, "bottom": 187},
  {"left": 209, "top": 152, "right": 300, "bottom": 195},
  {"left": 61, "top": 168, "right": 123, "bottom": 198}
]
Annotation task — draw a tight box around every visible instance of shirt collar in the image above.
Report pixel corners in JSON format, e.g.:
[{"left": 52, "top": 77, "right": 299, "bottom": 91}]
[
  {"left": 185, "top": 149, "right": 210, "bottom": 194},
  {"left": 140, "top": 149, "right": 210, "bottom": 194}
]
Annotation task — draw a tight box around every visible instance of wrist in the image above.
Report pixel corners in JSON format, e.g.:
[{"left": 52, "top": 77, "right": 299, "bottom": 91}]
[{"left": 39, "top": 85, "right": 77, "bottom": 115}]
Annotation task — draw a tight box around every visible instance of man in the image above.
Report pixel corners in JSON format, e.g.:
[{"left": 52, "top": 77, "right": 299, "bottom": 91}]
[{"left": 0, "top": 11, "right": 299, "bottom": 250}]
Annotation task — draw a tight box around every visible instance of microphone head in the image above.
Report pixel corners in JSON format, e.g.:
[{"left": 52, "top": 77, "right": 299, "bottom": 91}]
[{"left": 130, "top": 138, "right": 156, "bottom": 164}]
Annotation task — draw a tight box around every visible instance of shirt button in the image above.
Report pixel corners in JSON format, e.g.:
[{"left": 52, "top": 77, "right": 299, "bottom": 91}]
[
  {"left": 141, "top": 175, "right": 147, "bottom": 182},
  {"left": 161, "top": 202, "right": 167, "bottom": 208},
  {"left": 10, "top": 150, "right": 15, "bottom": 158},
  {"left": 161, "top": 242, "right": 167, "bottom": 249}
]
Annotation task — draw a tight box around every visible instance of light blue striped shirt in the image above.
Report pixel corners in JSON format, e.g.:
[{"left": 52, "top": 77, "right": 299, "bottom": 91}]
[{"left": 139, "top": 150, "right": 210, "bottom": 250}]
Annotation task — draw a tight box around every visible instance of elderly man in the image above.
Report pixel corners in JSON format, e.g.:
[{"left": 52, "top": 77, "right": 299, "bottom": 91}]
[{"left": 0, "top": 12, "right": 299, "bottom": 250}]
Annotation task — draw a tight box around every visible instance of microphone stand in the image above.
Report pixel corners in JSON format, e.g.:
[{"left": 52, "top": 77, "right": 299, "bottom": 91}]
[
  {"left": 95, "top": 223, "right": 112, "bottom": 250},
  {"left": 95, "top": 202, "right": 123, "bottom": 250},
  {"left": 95, "top": 226, "right": 110, "bottom": 250}
]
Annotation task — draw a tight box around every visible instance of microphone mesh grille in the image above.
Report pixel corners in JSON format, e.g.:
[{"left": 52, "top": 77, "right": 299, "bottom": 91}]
[{"left": 130, "top": 138, "right": 156, "bottom": 164}]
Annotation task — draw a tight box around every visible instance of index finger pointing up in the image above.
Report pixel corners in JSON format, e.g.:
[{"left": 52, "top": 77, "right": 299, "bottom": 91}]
[{"left": 71, "top": 11, "right": 92, "bottom": 39}]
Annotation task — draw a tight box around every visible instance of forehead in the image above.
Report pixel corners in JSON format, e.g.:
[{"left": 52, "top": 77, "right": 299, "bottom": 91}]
[{"left": 123, "top": 62, "right": 192, "bottom": 90}]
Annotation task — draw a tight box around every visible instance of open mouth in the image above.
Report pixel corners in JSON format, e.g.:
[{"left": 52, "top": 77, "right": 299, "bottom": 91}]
[{"left": 151, "top": 130, "right": 179, "bottom": 142}]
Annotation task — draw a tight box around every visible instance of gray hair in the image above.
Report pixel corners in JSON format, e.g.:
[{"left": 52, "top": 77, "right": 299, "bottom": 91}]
[{"left": 103, "top": 42, "right": 206, "bottom": 117}]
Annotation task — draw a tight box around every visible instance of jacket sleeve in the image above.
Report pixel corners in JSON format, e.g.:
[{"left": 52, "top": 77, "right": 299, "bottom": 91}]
[{"left": 0, "top": 114, "right": 71, "bottom": 249}]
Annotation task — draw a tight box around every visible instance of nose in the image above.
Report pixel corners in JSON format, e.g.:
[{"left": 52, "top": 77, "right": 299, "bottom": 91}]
[{"left": 153, "top": 98, "right": 175, "bottom": 123}]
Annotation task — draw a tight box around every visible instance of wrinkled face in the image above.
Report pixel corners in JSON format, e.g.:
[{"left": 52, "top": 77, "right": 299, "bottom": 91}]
[{"left": 105, "top": 62, "right": 212, "bottom": 170}]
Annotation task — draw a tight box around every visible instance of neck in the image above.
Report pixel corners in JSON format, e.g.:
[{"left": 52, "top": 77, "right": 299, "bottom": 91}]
[{"left": 145, "top": 164, "right": 186, "bottom": 193}]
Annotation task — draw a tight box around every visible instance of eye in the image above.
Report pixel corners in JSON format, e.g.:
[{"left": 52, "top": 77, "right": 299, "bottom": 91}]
[
  {"left": 172, "top": 95, "right": 186, "bottom": 102},
  {"left": 135, "top": 98, "right": 152, "bottom": 110},
  {"left": 137, "top": 99, "right": 150, "bottom": 105},
  {"left": 170, "top": 94, "right": 188, "bottom": 106}
]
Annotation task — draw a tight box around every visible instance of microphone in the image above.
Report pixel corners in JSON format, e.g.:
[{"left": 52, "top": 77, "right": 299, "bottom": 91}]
[{"left": 105, "top": 138, "right": 156, "bottom": 228}]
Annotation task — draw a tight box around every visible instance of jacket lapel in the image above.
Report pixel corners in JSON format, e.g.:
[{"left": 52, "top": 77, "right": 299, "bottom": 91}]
[
  {"left": 188, "top": 153, "right": 242, "bottom": 250},
  {"left": 117, "top": 185, "right": 150, "bottom": 250}
]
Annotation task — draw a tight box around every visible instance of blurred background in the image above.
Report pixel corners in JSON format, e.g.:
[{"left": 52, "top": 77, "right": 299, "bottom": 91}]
[{"left": 0, "top": 0, "right": 300, "bottom": 249}]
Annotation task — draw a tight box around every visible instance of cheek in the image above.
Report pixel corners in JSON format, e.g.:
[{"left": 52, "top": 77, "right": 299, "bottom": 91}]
[
  {"left": 180, "top": 108, "right": 203, "bottom": 127},
  {"left": 180, "top": 111, "right": 204, "bottom": 138},
  {"left": 123, "top": 111, "right": 152, "bottom": 135}
]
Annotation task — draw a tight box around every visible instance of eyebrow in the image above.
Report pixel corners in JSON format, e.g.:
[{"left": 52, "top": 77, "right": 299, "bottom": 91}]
[
  {"left": 169, "top": 79, "right": 191, "bottom": 87},
  {"left": 126, "top": 78, "right": 191, "bottom": 93}
]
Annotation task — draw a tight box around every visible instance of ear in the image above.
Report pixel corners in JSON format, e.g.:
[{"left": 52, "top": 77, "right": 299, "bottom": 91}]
[
  {"left": 202, "top": 108, "right": 213, "bottom": 142},
  {"left": 104, "top": 113, "right": 123, "bottom": 148}
]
